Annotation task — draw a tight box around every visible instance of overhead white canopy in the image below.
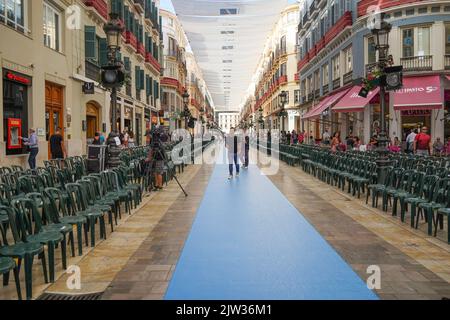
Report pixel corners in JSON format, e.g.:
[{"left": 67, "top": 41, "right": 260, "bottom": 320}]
[{"left": 171, "top": 0, "right": 290, "bottom": 111}]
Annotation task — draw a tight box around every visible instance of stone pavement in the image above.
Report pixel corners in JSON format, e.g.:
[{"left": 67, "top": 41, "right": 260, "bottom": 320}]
[{"left": 264, "top": 158, "right": 450, "bottom": 299}]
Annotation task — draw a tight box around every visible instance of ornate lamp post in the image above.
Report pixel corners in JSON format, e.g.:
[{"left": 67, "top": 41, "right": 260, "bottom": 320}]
[
  {"left": 103, "top": 13, "right": 124, "bottom": 168},
  {"left": 103, "top": 13, "right": 124, "bottom": 135},
  {"left": 278, "top": 90, "right": 288, "bottom": 132},
  {"left": 182, "top": 90, "right": 191, "bottom": 129},
  {"left": 371, "top": 15, "right": 392, "bottom": 183}
]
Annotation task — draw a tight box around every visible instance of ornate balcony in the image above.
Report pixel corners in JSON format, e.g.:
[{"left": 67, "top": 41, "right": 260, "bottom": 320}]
[
  {"left": 332, "top": 78, "right": 341, "bottom": 90},
  {"left": 279, "top": 75, "right": 288, "bottom": 85},
  {"left": 83, "top": 0, "right": 108, "bottom": 22},
  {"left": 125, "top": 31, "right": 138, "bottom": 50},
  {"left": 322, "top": 85, "right": 329, "bottom": 95},
  {"left": 365, "top": 62, "right": 378, "bottom": 76},
  {"left": 295, "top": 73, "right": 300, "bottom": 82},
  {"left": 324, "top": 11, "right": 352, "bottom": 45},
  {"left": 445, "top": 55, "right": 450, "bottom": 70},
  {"left": 357, "top": 0, "right": 426, "bottom": 17},
  {"left": 145, "top": 52, "right": 161, "bottom": 73},
  {"left": 400, "top": 55, "right": 433, "bottom": 72},
  {"left": 137, "top": 42, "right": 146, "bottom": 58},
  {"left": 133, "top": 0, "right": 145, "bottom": 14},
  {"left": 85, "top": 59, "right": 100, "bottom": 82},
  {"left": 343, "top": 71, "right": 353, "bottom": 85}
]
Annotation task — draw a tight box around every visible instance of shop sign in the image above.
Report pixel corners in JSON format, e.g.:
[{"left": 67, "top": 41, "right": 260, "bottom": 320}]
[
  {"left": 4, "top": 71, "right": 31, "bottom": 85},
  {"left": 82, "top": 82, "right": 95, "bottom": 94},
  {"left": 401, "top": 110, "right": 432, "bottom": 117}
]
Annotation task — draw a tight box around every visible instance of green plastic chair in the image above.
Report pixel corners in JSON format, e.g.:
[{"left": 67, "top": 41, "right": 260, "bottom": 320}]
[
  {"left": 11, "top": 198, "right": 66, "bottom": 283},
  {"left": 417, "top": 178, "right": 450, "bottom": 236},
  {"left": 0, "top": 205, "right": 47, "bottom": 300},
  {"left": 44, "top": 188, "right": 86, "bottom": 256},
  {"left": 0, "top": 256, "right": 21, "bottom": 300},
  {"left": 65, "top": 183, "right": 106, "bottom": 248}
]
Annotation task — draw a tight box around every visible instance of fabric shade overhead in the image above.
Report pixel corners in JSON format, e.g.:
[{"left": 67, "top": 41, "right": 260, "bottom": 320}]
[
  {"left": 302, "top": 96, "right": 333, "bottom": 120},
  {"left": 303, "top": 88, "right": 351, "bottom": 120},
  {"left": 171, "top": 0, "right": 290, "bottom": 111},
  {"left": 393, "top": 75, "right": 443, "bottom": 111},
  {"left": 333, "top": 86, "right": 380, "bottom": 113}
]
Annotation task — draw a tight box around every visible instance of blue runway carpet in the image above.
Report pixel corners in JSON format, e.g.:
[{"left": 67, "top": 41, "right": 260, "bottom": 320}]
[{"left": 165, "top": 162, "right": 378, "bottom": 300}]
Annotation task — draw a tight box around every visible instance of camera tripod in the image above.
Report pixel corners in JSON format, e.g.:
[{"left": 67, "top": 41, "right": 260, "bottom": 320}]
[{"left": 143, "top": 145, "right": 188, "bottom": 197}]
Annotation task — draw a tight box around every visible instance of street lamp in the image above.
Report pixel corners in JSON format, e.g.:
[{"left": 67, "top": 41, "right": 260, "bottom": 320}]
[
  {"left": 371, "top": 14, "right": 392, "bottom": 183},
  {"left": 103, "top": 12, "right": 124, "bottom": 168},
  {"left": 278, "top": 90, "right": 288, "bottom": 132},
  {"left": 182, "top": 90, "right": 191, "bottom": 129}
]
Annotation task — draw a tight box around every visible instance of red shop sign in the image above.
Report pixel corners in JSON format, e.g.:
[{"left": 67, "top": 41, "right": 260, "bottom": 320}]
[{"left": 5, "top": 71, "right": 31, "bottom": 85}]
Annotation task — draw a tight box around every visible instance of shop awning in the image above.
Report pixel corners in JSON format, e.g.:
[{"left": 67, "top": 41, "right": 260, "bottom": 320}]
[
  {"left": 333, "top": 86, "right": 380, "bottom": 113},
  {"left": 393, "top": 75, "right": 443, "bottom": 111},
  {"left": 303, "top": 88, "right": 350, "bottom": 120}
]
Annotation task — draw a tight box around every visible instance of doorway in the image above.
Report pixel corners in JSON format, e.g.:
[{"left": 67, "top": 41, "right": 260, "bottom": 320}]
[
  {"left": 86, "top": 102, "right": 100, "bottom": 140},
  {"left": 45, "top": 82, "right": 64, "bottom": 159}
]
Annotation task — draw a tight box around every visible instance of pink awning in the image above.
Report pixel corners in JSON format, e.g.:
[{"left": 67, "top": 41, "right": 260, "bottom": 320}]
[
  {"left": 303, "top": 88, "right": 351, "bottom": 120},
  {"left": 302, "top": 96, "right": 333, "bottom": 120},
  {"left": 333, "top": 86, "right": 380, "bottom": 113},
  {"left": 393, "top": 75, "right": 443, "bottom": 111}
]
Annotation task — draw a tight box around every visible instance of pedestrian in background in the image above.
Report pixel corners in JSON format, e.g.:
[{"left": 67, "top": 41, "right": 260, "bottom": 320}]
[
  {"left": 226, "top": 127, "right": 241, "bottom": 180},
  {"left": 414, "top": 127, "right": 431, "bottom": 156},
  {"left": 49, "top": 127, "right": 65, "bottom": 160},
  {"left": 405, "top": 129, "right": 417, "bottom": 154},
  {"left": 20, "top": 128, "right": 39, "bottom": 169}
]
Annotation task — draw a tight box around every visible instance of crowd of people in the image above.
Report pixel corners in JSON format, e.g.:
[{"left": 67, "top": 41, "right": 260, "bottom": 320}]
[{"left": 279, "top": 126, "right": 450, "bottom": 157}]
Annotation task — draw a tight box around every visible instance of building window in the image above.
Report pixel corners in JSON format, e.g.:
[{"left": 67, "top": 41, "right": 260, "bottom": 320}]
[
  {"left": 322, "top": 64, "right": 329, "bottom": 86},
  {"left": 367, "top": 37, "right": 376, "bottom": 64},
  {"left": 446, "top": 24, "right": 450, "bottom": 55},
  {"left": 294, "top": 90, "right": 300, "bottom": 104},
  {"left": 43, "top": 2, "right": 62, "bottom": 51},
  {"left": 0, "top": 0, "right": 25, "bottom": 33},
  {"left": 280, "top": 63, "right": 287, "bottom": 77},
  {"left": 344, "top": 46, "right": 352, "bottom": 73},
  {"left": 332, "top": 55, "right": 340, "bottom": 80},
  {"left": 402, "top": 28, "right": 414, "bottom": 57},
  {"left": 3, "top": 70, "right": 30, "bottom": 156},
  {"left": 417, "top": 27, "right": 430, "bottom": 56}
]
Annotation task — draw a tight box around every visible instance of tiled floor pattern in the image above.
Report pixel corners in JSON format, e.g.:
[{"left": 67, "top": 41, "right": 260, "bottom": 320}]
[{"left": 260, "top": 154, "right": 450, "bottom": 299}]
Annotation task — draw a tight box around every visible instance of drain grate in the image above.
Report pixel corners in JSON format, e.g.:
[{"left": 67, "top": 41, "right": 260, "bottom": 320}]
[{"left": 37, "top": 292, "right": 104, "bottom": 301}]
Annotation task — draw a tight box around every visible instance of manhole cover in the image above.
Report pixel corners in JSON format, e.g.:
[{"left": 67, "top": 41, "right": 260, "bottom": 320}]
[{"left": 37, "top": 292, "right": 104, "bottom": 300}]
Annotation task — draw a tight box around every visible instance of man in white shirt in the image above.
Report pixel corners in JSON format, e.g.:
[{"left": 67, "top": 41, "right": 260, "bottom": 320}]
[{"left": 405, "top": 129, "right": 417, "bottom": 154}]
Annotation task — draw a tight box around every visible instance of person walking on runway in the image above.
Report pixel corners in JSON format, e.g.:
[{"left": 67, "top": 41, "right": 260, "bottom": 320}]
[{"left": 225, "top": 127, "right": 241, "bottom": 180}]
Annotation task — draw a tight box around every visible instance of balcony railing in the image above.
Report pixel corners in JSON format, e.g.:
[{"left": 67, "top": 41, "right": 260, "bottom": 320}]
[
  {"left": 357, "top": 0, "right": 426, "bottom": 17},
  {"left": 84, "top": 0, "right": 108, "bottom": 21},
  {"left": 137, "top": 42, "right": 146, "bottom": 57},
  {"left": 343, "top": 71, "right": 353, "bottom": 85},
  {"left": 322, "top": 85, "right": 329, "bottom": 95},
  {"left": 314, "top": 89, "right": 320, "bottom": 99},
  {"left": 85, "top": 60, "right": 100, "bottom": 81},
  {"left": 125, "top": 31, "right": 138, "bottom": 50},
  {"left": 133, "top": 0, "right": 145, "bottom": 14},
  {"left": 445, "top": 55, "right": 450, "bottom": 70},
  {"left": 365, "top": 62, "right": 378, "bottom": 76},
  {"left": 400, "top": 55, "right": 433, "bottom": 72},
  {"left": 332, "top": 78, "right": 341, "bottom": 90},
  {"left": 307, "top": 93, "right": 314, "bottom": 101}
]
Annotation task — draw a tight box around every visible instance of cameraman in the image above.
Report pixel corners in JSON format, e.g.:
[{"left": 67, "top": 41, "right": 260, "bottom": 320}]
[{"left": 145, "top": 128, "right": 165, "bottom": 191}]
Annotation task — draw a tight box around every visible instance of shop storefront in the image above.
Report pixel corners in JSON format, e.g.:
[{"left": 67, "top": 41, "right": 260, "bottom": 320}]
[
  {"left": 333, "top": 86, "right": 381, "bottom": 143},
  {"left": 303, "top": 88, "right": 350, "bottom": 141},
  {"left": 393, "top": 75, "right": 444, "bottom": 141},
  {"left": 2, "top": 69, "right": 31, "bottom": 155}
]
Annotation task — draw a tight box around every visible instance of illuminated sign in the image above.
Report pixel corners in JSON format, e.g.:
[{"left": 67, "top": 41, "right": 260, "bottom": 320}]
[{"left": 5, "top": 71, "right": 31, "bottom": 85}]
